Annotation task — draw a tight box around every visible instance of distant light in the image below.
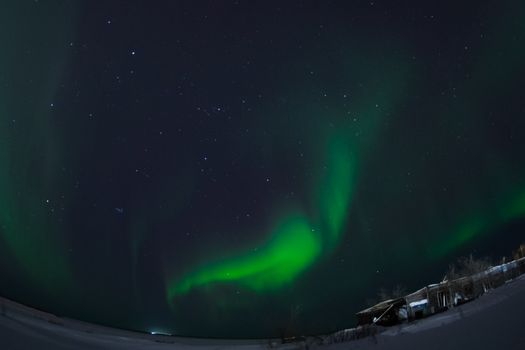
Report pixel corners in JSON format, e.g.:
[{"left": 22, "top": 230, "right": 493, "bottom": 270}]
[{"left": 149, "top": 330, "right": 172, "bottom": 336}]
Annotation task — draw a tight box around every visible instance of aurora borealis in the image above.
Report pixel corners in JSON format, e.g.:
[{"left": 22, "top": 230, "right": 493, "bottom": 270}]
[
  {"left": 167, "top": 133, "right": 354, "bottom": 299},
  {"left": 1, "top": 0, "right": 525, "bottom": 339},
  {"left": 0, "top": 1, "right": 77, "bottom": 298}
]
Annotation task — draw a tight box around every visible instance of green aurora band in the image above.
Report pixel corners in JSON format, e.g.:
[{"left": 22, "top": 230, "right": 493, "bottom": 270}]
[
  {"left": 424, "top": 2, "right": 525, "bottom": 260},
  {"left": 165, "top": 6, "right": 525, "bottom": 303},
  {"left": 429, "top": 190, "right": 525, "bottom": 259},
  {"left": 172, "top": 214, "right": 321, "bottom": 296},
  {"left": 167, "top": 135, "right": 355, "bottom": 302},
  {"left": 318, "top": 137, "right": 356, "bottom": 249},
  {"left": 165, "top": 54, "right": 411, "bottom": 306},
  {"left": 0, "top": 2, "right": 76, "bottom": 296}
]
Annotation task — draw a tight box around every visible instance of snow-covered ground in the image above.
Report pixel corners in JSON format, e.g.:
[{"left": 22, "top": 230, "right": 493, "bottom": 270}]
[
  {"left": 1, "top": 274, "right": 525, "bottom": 349},
  {"left": 0, "top": 298, "right": 294, "bottom": 350}
]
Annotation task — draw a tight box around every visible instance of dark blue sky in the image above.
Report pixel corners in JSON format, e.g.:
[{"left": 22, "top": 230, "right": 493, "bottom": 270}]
[{"left": 0, "top": 0, "right": 524, "bottom": 338}]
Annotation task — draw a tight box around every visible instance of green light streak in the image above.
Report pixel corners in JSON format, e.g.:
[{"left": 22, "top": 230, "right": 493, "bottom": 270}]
[
  {"left": 424, "top": 4, "right": 525, "bottom": 260},
  {"left": 167, "top": 136, "right": 357, "bottom": 302},
  {"left": 168, "top": 214, "right": 321, "bottom": 300},
  {"left": 429, "top": 190, "right": 525, "bottom": 259},
  {"left": 428, "top": 218, "right": 486, "bottom": 259},
  {"left": 164, "top": 56, "right": 410, "bottom": 306},
  {"left": 318, "top": 136, "right": 356, "bottom": 248},
  {"left": 502, "top": 190, "right": 525, "bottom": 221}
]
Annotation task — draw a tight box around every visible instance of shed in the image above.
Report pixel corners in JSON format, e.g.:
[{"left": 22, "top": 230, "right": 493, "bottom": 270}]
[{"left": 356, "top": 298, "right": 406, "bottom": 326}]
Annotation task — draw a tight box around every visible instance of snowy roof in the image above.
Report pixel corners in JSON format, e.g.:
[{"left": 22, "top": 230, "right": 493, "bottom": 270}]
[
  {"left": 409, "top": 299, "right": 428, "bottom": 308},
  {"left": 356, "top": 298, "right": 406, "bottom": 315}
]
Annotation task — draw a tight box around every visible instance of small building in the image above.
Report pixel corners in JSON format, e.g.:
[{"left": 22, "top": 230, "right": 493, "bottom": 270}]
[
  {"left": 447, "top": 276, "right": 477, "bottom": 303},
  {"left": 406, "top": 279, "right": 471, "bottom": 320},
  {"left": 405, "top": 287, "right": 429, "bottom": 319},
  {"left": 426, "top": 283, "right": 453, "bottom": 313},
  {"left": 408, "top": 298, "right": 428, "bottom": 318},
  {"left": 356, "top": 298, "right": 406, "bottom": 326}
]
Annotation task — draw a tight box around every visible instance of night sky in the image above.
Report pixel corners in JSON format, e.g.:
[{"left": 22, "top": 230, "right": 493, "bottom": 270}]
[{"left": 1, "top": 0, "right": 525, "bottom": 339}]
